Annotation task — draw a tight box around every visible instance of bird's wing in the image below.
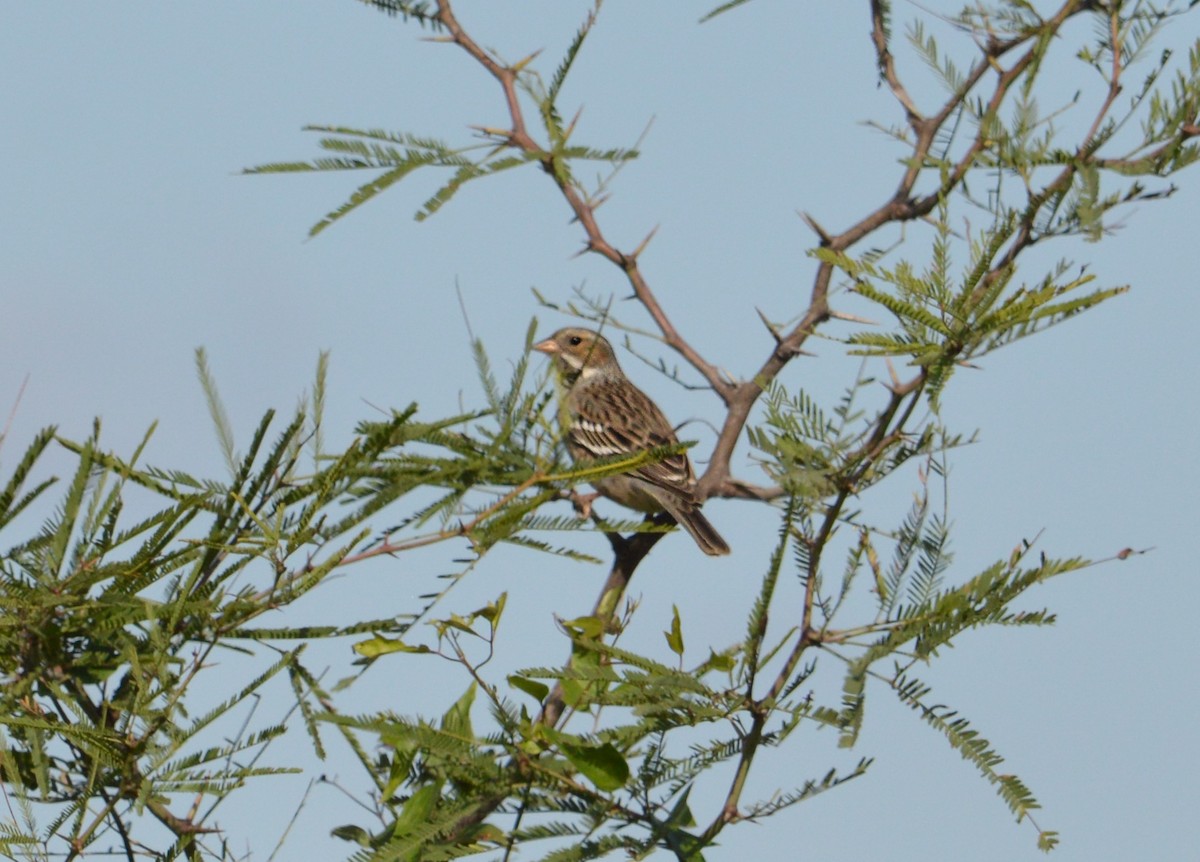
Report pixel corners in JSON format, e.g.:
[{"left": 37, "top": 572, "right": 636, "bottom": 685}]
[{"left": 569, "top": 378, "right": 696, "bottom": 496}]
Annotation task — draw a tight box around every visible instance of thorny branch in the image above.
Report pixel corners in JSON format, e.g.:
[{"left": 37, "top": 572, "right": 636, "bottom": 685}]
[
  {"left": 435, "top": 0, "right": 1148, "bottom": 514},
  {"left": 418, "top": 0, "right": 1193, "bottom": 850},
  {"left": 433, "top": 4, "right": 733, "bottom": 396}
]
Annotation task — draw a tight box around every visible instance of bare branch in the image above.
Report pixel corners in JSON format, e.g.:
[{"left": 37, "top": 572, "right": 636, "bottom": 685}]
[
  {"left": 870, "top": 0, "right": 924, "bottom": 125},
  {"left": 434, "top": 1, "right": 735, "bottom": 404}
]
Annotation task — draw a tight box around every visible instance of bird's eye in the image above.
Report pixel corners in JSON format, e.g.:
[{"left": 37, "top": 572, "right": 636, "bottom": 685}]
[{"left": 569, "top": 336, "right": 583, "bottom": 346}]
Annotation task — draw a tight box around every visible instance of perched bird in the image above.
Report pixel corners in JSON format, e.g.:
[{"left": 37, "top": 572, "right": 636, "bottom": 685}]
[{"left": 534, "top": 327, "right": 730, "bottom": 556}]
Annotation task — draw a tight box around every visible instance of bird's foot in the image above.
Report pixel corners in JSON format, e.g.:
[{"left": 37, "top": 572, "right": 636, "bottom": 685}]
[{"left": 570, "top": 491, "right": 600, "bottom": 520}]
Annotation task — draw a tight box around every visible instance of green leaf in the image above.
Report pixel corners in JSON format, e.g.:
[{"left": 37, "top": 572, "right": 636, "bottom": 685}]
[
  {"left": 559, "top": 641, "right": 603, "bottom": 711},
  {"left": 476, "top": 592, "right": 507, "bottom": 625},
  {"left": 558, "top": 739, "right": 629, "bottom": 792},
  {"left": 331, "top": 824, "right": 372, "bottom": 846},
  {"left": 559, "top": 615, "right": 607, "bottom": 640},
  {"left": 353, "top": 635, "right": 431, "bottom": 658},
  {"left": 664, "top": 785, "right": 696, "bottom": 828},
  {"left": 664, "top": 605, "right": 685, "bottom": 657},
  {"left": 432, "top": 613, "right": 480, "bottom": 638},
  {"left": 393, "top": 783, "right": 441, "bottom": 839},
  {"left": 380, "top": 750, "right": 409, "bottom": 805},
  {"left": 441, "top": 684, "right": 476, "bottom": 737},
  {"left": 701, "top": 648, "right": 735, "bottom": 674},
  {"left": 508, "top": 675, "right": 549, "bottom": 704}
]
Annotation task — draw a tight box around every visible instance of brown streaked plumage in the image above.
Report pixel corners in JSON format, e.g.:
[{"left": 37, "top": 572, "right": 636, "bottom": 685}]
[{"left": 534, "top": 327, "right": 730, "bottom": 556}]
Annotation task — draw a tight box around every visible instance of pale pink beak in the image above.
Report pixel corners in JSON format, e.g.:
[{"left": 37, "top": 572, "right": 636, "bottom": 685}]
[{"left": 533, "top": 338, "right": 559, "bottom": 354}]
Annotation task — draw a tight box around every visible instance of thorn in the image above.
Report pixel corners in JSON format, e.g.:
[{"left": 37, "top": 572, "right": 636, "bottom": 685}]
[
  {"left": 510, "top": 49, "right": 544, "bottom": 72},
  {"left": 563, "top": 106, "right": 584, "bottom": 141},
  {"left": 828, "top": 309, "right": 879, "bottom": 326},
  {"left": 755, "top": 307, "right": 784, "bottom": 345},
  {"left": 884, "top": 357, "right": 902, "bottom": 389},
  {"left": 469, "top": 125, "right": 512, "bottom": 140},
  {"left": 782, "top": 344, "right": 817, "bottom": 359},
  {"left": 630, "top": 224, "right": 660, "bottom": 259},
  {"left": 799, "top": 211, "right": 832, "bottom": 243},
  {"left": 420, "top": 35, "right": 456, "bottom": 44}
]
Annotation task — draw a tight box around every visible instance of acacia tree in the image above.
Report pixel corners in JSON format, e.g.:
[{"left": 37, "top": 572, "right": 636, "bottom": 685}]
[{"left": 1, "top": 1, "right": 1197, "bottom": 860}]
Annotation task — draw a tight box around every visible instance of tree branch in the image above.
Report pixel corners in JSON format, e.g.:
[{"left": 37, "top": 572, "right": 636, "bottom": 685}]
[
  {"left": 870, "top": 0, "right": 923, "bottom": 125},
  {"left": 434, "top": 1, "right": 734, "bottom": 406},
  {"left": 537, "top": 528, "right": 665, "bottom": 728}
]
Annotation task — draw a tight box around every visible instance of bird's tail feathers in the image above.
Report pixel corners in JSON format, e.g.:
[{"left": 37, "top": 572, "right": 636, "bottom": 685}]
[
  {"left": 675, "top": 507, "right": 731, "bottom": 556},
  {"left": 644, "top": 486, "right": 731, "bottom": 556}
]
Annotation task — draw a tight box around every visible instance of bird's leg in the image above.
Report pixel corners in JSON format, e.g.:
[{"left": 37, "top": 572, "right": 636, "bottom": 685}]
[{"left": 569, "top": 489, "right": 601, "bottom": 520}]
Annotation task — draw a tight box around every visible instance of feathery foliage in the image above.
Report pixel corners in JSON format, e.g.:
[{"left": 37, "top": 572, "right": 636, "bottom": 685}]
[{"left": 7, "top": 1, "right": 1198, "bottom": 858}]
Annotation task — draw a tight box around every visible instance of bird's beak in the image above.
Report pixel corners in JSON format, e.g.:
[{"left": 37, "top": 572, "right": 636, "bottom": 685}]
[{"left": 533, "top": 338, "right": 558, "bottom": 355}]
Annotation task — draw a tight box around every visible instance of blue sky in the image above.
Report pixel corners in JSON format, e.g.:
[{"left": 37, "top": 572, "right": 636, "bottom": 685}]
[{"left": 3, "top": 2, "right": 1198, "bottom": 860}]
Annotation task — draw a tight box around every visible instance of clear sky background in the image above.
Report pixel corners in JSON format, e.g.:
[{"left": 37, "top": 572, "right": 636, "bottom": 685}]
[{"left": 3, "top": 2, "right": 1197, "bottom": 860}]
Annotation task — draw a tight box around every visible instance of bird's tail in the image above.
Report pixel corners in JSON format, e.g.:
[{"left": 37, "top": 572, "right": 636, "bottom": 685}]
[{"left": 676, "top": 506, "right": 731, "bottom": 556}]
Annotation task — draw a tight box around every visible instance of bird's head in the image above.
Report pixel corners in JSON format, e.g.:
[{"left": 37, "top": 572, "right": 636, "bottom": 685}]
[{"left": 533, "top": 328, "right": 619, "bottom": 380}]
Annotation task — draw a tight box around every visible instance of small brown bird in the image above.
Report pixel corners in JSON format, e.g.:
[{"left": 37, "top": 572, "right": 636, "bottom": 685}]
[{"left": 534, "top": 327, "right": 730, "bottom": 556}]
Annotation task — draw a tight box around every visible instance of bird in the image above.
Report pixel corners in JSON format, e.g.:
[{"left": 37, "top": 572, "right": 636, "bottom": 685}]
[{"left": 533, "top": 327, "right": 730, "bottom": 556}]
